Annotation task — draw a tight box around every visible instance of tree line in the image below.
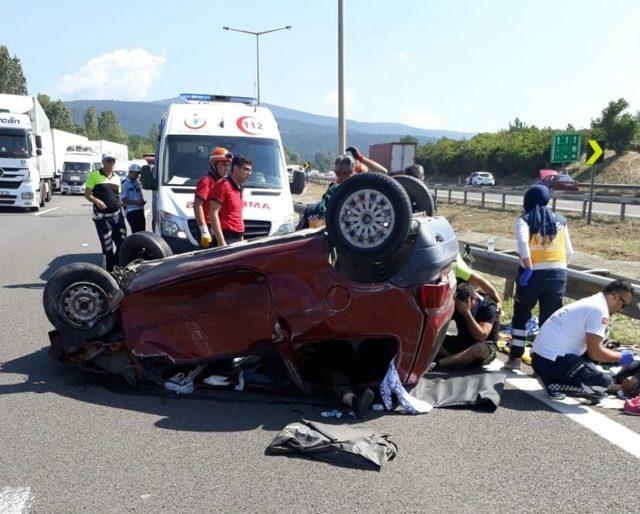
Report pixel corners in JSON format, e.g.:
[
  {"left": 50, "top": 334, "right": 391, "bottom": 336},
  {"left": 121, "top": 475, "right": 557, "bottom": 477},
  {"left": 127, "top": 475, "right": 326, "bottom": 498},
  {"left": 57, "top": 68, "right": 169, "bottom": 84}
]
[
  {"left": 416, "top": 100, "right": 640, "bottom": 182},
  {"left": 0, "top": 45, "right": 156, "bottom": 159}
]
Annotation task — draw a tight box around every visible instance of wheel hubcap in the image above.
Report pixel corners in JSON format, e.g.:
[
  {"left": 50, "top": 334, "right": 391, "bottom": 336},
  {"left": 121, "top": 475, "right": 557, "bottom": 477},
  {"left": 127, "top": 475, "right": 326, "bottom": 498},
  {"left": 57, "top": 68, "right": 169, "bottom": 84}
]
[
  {"left": 338, "top": 189, "right": 395, "bottom": 249},
  {"left": 59, "top": 282, "right": 108, "bottom": 329}
]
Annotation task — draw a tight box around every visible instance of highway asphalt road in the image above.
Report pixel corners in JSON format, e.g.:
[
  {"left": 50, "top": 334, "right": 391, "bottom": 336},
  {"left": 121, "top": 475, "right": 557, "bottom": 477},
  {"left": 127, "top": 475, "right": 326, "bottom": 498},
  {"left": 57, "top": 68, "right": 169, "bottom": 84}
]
[
  {"left": 436, "top": 189, "right": 640, "bottom": 219},
  {"left": 1, "top": 194, "right": 639, "bottom": 513}
]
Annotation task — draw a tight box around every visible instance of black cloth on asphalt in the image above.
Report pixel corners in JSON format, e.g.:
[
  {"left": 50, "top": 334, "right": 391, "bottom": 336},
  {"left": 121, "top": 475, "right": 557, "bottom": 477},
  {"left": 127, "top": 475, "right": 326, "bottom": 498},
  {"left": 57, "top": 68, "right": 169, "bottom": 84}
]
[
  {"left": 408, "top": 370, "right": 506, "bottom": 412},
  {"left": 266, "top": 419, "right": 398, "bottom": 470}
]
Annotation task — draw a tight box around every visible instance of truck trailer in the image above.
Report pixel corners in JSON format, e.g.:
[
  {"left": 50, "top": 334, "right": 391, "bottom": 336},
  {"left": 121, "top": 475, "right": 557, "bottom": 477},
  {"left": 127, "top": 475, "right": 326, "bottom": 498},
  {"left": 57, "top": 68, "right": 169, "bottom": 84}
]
[
  {"left": 368, "top": 142, "right": 417, "bottom": 174},
  {"left": 0, "top": 94, "right": 56, "bottom": 210}
]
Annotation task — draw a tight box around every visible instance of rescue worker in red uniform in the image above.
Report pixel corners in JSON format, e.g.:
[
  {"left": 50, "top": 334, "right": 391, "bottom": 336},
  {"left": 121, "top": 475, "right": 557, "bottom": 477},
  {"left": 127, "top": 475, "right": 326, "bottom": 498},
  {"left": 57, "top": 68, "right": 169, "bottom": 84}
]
[
  {"left": 193, "top": 147, "right": 232, "bottom": 248},
  {"left": 210, "top": 154, "right": 252, "bottom": 247}
]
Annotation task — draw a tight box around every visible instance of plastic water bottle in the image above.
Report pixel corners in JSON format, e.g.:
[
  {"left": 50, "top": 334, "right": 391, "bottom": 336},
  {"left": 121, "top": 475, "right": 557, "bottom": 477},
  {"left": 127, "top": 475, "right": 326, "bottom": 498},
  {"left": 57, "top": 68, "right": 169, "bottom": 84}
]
[{"left": 487, "top": 236, "right": 495, "bottom": 252}]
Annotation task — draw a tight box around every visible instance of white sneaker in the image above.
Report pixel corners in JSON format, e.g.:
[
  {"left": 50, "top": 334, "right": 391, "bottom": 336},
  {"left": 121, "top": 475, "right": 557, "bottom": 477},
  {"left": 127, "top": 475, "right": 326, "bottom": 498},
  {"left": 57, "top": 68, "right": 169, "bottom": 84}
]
[{"left": 503, "top": 358, "right": 522, "bottom": 371}]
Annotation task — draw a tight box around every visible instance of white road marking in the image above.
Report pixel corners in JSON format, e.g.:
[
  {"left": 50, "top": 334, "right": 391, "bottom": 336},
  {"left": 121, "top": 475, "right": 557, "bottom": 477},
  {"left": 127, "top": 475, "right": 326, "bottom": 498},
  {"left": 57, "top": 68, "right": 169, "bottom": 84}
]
[
  {"left": 32, "top": 207, "right": 59, "bottom": 216},
  {"left": 487, "top": 360, "right": 640, "bottom": 459},
  {"left": 0, "top": 487, "right": 32, "bottom": 513}
]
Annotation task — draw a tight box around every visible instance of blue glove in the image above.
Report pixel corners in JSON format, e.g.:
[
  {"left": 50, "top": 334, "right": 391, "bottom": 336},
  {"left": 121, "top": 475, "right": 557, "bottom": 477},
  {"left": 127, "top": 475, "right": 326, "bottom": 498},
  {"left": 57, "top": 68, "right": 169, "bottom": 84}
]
[
  {"left": 620, "top": 350, "right": 635, "bottom": 366},
  {"left": 519, "top": 268, "right": 533, "bottom": 287}
]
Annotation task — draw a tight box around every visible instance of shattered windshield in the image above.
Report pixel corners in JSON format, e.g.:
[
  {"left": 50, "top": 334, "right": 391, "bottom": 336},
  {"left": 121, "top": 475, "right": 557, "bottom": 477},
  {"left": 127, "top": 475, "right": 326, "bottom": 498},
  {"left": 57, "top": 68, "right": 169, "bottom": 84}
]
[{"left": 163, "top": 135, "right": 283, "bottom": 189}]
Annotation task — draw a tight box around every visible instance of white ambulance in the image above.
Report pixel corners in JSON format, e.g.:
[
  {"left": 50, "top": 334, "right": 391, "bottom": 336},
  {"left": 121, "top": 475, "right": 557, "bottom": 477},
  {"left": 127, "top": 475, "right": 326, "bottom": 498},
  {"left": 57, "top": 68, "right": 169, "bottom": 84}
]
[{"left": 142, "top": 94, "right": 302, "bottom": 253}]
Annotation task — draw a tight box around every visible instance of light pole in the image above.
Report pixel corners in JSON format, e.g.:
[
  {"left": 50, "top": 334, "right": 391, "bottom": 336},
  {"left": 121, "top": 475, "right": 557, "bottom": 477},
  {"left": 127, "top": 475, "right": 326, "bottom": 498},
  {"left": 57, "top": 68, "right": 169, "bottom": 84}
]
[
  {"left": 338, "top": 0, "right": 345, "bottom": 154},
  {"left": 222, "top": 25, "right": 292, "bottom": 105}
]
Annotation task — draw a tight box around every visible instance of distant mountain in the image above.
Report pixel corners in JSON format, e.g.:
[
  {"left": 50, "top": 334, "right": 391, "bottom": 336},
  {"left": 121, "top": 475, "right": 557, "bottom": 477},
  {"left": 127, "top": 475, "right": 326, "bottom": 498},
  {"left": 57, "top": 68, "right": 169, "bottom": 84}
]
[{"left": 65, "top": 98, "right": 475, "bottom": 161}]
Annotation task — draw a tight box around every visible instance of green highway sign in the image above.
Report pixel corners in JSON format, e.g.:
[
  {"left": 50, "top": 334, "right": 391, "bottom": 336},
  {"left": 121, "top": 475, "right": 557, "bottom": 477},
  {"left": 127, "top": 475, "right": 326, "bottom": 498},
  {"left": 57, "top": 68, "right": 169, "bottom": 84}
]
[{"left": 551, "top": 133, "right": 581, "bottom": 163}]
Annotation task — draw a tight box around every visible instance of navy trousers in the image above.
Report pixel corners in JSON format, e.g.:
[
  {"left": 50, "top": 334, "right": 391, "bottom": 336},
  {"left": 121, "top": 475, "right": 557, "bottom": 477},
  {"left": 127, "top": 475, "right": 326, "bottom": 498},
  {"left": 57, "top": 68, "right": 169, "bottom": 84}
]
[
  {"left": 532, "top": 353, "right": 613, "bottom": 392},
  {"left": 93, "top": 211, "right": 127, "bottom": 271},
  {"left": 511, "top": 268, "right": 566, "bottom": 359}
]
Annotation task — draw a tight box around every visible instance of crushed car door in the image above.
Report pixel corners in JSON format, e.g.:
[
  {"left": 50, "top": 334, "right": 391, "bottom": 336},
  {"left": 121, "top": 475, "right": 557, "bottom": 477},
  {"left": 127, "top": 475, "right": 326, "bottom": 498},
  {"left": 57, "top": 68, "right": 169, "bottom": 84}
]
[{"left": 121, "top": 269, "right": 280, "bottom": 362}]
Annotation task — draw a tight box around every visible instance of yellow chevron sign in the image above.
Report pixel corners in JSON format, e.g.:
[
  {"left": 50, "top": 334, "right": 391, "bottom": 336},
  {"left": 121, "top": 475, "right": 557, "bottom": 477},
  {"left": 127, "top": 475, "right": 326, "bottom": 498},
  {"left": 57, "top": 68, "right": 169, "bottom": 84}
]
[{"left": 586, "top": 139, "right": 604, "bottom": 165}]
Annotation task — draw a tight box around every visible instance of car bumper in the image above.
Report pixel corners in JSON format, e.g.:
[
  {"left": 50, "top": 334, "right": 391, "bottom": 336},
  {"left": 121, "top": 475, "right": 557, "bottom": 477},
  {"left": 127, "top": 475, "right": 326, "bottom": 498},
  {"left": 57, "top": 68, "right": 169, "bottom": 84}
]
[{"left": 163, "top": 235, "right": 200, "bottom": 254}]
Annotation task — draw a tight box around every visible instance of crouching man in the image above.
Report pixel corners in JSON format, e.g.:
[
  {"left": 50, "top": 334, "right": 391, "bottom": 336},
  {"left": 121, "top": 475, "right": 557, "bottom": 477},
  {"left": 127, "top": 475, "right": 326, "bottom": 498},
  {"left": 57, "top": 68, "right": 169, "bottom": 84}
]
[
  {"left": 435, "top": 282, "right": 499, "bottom": 369},
  {"left": 531, "top": 279, "right": 635, "bottom": 401}
]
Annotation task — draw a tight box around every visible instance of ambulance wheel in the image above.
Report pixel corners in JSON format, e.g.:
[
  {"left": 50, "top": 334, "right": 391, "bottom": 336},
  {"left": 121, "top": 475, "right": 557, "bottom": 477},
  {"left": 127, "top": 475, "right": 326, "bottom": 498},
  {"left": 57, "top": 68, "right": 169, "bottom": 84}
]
[
  {"left": 326, "top": 173, "right": 412, "bottom": 261},
  {"left": 119, "top": 231, "right": 173, "bottom": 266},
  {"left": 392, "top": 174, "right": 436, "bottom": 216},
  {"left": 43, "top": 262, "right": 121, "bottom": 340}
]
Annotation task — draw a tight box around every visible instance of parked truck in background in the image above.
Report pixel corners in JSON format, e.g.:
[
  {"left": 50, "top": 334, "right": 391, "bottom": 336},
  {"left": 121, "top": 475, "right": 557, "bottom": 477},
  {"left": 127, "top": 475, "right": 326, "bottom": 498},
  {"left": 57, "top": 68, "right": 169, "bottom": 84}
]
[
  {"left": 60, "top": 145, "right": 100, "bottom": 195},
  {"left": 91, "top": 140, "right": 128, "bottom": 163},
  {"left": 368, "top": 142, "right": 417, "bottom": 174},
  {"left": 0, "top": 94, "right": 55, "bottom": 210},
  {"left": 52, "top": 129, "right": 90, "bottom": 192}
]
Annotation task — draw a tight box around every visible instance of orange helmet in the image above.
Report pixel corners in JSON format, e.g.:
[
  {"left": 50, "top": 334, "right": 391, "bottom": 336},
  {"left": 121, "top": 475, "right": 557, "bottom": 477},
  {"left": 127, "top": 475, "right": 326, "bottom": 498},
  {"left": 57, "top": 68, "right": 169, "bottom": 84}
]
[{"left": 209, "top": 147, "right": 232, "bottom": 163}]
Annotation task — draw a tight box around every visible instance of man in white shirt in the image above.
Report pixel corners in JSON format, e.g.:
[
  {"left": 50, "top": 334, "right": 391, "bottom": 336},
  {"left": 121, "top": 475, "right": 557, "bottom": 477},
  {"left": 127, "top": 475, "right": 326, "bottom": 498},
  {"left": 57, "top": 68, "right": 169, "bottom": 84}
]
[{"left": 532, "top": 280, "right": 635, "bottom": 401}]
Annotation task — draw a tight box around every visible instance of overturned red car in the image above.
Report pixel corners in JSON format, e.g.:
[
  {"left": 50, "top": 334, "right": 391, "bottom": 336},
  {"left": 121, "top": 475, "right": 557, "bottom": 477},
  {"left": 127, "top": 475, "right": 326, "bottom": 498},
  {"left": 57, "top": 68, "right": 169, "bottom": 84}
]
[{"left": 43, "top": 173, "right": 458, "bottom": 391}]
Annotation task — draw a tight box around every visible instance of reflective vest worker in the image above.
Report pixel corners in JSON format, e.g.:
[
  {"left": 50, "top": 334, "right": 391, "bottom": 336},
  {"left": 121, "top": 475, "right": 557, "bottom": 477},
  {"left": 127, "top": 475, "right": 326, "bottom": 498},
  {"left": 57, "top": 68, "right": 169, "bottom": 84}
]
[
  {"left": 210, "top": 154, "right": 252, "bottom": 247},
  {"left": 505, "top": 184, "right": 574, "bottom": 370},
  {"left": 193, "top": 147, "right": 232, "bottom": 248},
  {"left": 121, "top": 163, "right": 146, "bottom": 233},
  {"left": 84, "top": 152, "right": 127, "bottom": 271}
]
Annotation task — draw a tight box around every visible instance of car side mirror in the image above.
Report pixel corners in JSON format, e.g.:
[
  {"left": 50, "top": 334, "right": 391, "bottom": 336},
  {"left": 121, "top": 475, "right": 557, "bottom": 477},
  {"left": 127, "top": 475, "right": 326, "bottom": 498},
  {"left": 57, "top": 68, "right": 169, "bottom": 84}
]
[
  {"left": 140, "top": 164, "right": 156, "bottom": 190},
  {"left": 290, "top": 169, "right": 305, "bottom": 195},
  {"left": 36, "top": 148, "right": 42, "bottom": 156}
]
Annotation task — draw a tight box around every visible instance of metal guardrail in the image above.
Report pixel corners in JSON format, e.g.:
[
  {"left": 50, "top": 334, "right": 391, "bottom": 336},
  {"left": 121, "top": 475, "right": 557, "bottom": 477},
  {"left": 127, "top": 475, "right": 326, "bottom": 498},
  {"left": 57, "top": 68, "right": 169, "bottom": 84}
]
[
  {"left": 465, "top": 244, "right": 640, "bottom": 321},
  {"left": 576, "top": 183, "right": 640, "bottom": 194},
  {"left": 307, "top": 175, "right": 335, "bottom": 186},
  {"left": 431, "top": 184, "right": 640, "bottom": 221}
]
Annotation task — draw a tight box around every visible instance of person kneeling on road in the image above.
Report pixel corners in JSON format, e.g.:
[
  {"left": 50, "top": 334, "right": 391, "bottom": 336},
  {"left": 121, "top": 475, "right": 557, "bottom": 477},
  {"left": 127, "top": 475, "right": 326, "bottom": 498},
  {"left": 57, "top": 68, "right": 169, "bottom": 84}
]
[
  {"left": 210, "top": 154, "right": 252, "bottom": 247},
  {"left": 434, "top": 282, "right": 499, "bottom": 369},
  {"left": 531, "top": 280, "right": 636, "bottom": 401}
]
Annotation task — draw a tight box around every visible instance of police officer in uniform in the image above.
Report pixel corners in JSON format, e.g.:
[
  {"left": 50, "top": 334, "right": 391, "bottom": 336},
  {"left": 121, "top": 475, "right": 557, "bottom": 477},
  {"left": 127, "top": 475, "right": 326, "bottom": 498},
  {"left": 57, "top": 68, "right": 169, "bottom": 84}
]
[
  {"left": 505, "top": 184, "right": 573, "bottom": 370},
  {"left": 120, "top": 163, "right": 146, "bottom": 233},
  {"left": 84, "top": 152, "right": 127, "bottom": 271}
]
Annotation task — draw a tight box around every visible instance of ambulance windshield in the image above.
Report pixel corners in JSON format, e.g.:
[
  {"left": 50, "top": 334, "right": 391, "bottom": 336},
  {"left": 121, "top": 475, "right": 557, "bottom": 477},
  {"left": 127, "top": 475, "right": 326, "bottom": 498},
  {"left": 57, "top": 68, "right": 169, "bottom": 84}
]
[{"left": 163, "top": 135, "right": 283, "bottom": 189}]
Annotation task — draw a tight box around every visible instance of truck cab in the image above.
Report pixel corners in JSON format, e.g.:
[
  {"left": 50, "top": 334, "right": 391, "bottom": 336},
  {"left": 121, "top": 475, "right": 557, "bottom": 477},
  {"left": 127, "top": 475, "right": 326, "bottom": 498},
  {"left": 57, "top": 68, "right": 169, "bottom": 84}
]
[
  {"left": 142, "top": 94, "right": 300, "bottom": 253},
  {"left": 0, "top": 94, "right": 55, "bottom": 211},
  {"left": 60, "top": 150, "right": 99, "bottom": 195}
]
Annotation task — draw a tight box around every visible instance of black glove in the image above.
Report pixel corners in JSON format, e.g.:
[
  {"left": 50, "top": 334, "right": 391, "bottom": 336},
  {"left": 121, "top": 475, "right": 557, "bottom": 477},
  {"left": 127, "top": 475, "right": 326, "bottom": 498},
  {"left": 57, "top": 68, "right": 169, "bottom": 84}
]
[{"left": 345, "top": 146, "right": 363, "bottom": 162}]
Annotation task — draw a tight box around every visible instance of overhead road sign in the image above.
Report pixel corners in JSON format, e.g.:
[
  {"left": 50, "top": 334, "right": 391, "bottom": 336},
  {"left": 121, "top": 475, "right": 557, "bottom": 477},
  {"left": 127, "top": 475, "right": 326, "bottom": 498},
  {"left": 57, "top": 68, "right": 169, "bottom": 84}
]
[
  {"left": 551, "top": 133, "right": 581, "bottom": 163},
  {"left": 586, "top": 139, "right": 604, "bottom": 165}
]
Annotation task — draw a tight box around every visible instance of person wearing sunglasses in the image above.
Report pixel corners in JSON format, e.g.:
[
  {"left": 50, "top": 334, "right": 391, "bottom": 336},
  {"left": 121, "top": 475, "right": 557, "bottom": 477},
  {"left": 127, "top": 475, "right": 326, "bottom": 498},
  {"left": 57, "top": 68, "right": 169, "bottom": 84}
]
[
  {"left": 210, "top": 154, "right": 252, "bottom": 247},
  {"left": 84, "top": 152, "right": 127, "bottom": 271},
  {"left": 530, "top": 279, "right": 636, "bottom": 402}
]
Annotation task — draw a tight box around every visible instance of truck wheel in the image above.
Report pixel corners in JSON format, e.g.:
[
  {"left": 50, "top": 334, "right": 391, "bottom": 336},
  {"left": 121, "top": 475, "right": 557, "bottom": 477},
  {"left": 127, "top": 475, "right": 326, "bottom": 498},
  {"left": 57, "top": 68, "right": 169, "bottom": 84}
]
[
  {"left": 326, "top": 173, "right": 412, "bottom": 261},
  {"left": 43, "top": 263, "right": 121, "bottom": 340},
  {"left": 392, "top": 174, "right": 436, "bottom": 216},
  {"left": 44, "top": 181, "right": 52, "bottom": 202},
  {"left": 39, "top": 182, "right": 46, "bottom": 207},
  {"left": 119, "top": 231, "right": 173, "bottom": 266}
]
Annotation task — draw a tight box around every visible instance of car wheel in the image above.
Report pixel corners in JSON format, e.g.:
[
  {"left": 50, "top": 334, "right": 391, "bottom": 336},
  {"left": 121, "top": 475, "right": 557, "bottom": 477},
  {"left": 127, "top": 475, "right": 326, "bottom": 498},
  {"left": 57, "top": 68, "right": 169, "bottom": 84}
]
[
  {"left": 326, "top": 173, "right": 412, "bottom": 261},
  {"left": 392, "top": 174, "right": 436, "bottom": 216},
  {"left": 119, "top": 231, "right": 173, "bottom": 267},
  {"left": 43, "top": 262, "right": 121, "bottom": 340}
]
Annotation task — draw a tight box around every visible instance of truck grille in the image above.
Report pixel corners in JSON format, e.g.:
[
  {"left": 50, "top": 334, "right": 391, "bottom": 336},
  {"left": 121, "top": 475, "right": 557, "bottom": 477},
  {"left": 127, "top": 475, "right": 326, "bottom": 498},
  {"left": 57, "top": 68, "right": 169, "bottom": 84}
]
[
  {"left": 187, "top": 219, "right": 271, "bottom": 242},
  {"left": 0, "top": 180, "right": 21, "bottom": 189}
]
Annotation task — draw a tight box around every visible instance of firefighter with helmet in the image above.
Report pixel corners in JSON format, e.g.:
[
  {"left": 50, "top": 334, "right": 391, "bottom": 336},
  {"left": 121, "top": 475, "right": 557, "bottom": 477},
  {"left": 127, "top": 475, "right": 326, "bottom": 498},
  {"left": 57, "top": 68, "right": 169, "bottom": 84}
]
[{"left": 193, "top": 147, "right": 232, "bottom": 248}]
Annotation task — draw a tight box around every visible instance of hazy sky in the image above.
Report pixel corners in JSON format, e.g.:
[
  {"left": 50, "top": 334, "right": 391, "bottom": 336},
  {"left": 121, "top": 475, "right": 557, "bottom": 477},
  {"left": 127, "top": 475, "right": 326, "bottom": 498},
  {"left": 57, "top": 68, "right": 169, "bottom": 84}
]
[{"left": 1, "top": 0, "right": 639, "bottom": 132}]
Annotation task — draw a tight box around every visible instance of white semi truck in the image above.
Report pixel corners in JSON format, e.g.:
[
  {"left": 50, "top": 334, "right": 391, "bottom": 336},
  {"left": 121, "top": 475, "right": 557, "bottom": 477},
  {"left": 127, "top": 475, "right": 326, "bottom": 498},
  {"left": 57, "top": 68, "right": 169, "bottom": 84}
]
[
  {"left": 52, "top": 129, "right": 92, "bottom": 193},
  {"left": 0, "top": 94, "right": 56, "bottom": 210},
  {"left": 90, "top": 140, "right": 128, "bottom": 163}
]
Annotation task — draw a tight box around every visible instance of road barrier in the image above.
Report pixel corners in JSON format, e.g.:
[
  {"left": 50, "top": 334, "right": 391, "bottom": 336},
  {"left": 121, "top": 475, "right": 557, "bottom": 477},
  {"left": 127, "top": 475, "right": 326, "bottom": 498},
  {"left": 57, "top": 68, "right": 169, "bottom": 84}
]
[
  {"left": 431, "top": 184, "right": 640, "bottom": 221},
  {"left": 463, "top": 242, "right": 640, "bottom": 321}
]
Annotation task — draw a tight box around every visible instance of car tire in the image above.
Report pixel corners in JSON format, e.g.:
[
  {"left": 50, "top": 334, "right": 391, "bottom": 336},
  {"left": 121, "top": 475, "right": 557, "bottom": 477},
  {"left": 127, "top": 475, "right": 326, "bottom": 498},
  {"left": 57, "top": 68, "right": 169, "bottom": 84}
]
[
  {"left": 392, "top": 174, "right": 436, "bottom": 216},
  {"left": 326, "top": 173, "right": 412, "bottom": 261},
  {"left": 43, "top": 262, "right": 121, "bottom": 340},
  {"left": 119, "top": 231, "right": 173, "bottom": 267}
]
